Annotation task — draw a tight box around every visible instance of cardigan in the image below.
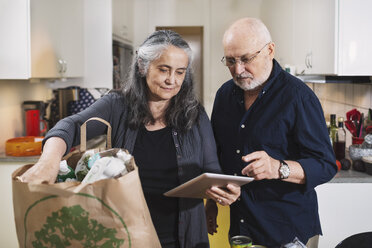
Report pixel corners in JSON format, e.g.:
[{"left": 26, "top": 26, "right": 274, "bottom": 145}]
[{"left": 45, "top": 91, "right": 222, "bottom": 248}]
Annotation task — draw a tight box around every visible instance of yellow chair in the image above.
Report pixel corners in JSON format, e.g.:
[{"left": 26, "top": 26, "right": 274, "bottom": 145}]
[{"left": 208, "top": 203, "right": 230, "bottom": 247}]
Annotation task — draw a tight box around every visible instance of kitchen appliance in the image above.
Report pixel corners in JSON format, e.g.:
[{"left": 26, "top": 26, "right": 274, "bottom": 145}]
[
  {"left": 58, "top": 87, "right": 80, "bottom": 119},
  {"left": 22, "top": 101, "right": 48, "bottom": 136},
  {"left": 113, "top": 40, "right": 133, "bottom": 89}
]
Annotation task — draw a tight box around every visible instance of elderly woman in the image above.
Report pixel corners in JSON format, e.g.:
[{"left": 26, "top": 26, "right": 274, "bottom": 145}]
[{"left": 20, "top": 30, "right": 240, "bottom": 247}]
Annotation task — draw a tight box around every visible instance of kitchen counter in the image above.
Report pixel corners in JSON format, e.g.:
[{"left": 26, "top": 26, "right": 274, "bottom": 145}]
[
  {"left": 0, "top": 135, "right": 107, "bottom": 164},
  {"left": 0, "top": 153, "right": 39, "bottom": 163},
  {"left": 330, "top": 169, "right": 372, "bottom": 183}
]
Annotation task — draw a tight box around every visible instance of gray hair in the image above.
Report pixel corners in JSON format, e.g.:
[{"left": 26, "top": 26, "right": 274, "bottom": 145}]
[
  {"left": 136, "top": 32, "right": 193, "bottom": 76},
  {"left": 121, "top": 30, "right": 201, "bottom": 132}
]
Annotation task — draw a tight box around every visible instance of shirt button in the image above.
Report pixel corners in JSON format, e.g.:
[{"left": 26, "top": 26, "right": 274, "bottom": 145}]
[
  {"left": 263, "top": 90, "right": 266, "bottom": 94},
  {"left": 241, "top": 124, "right": 245, "bottom": 128},
  {"left": 234, "top": 173, "right": 237, "bottom": 176},
  {"left": 175, "top": 144, "right": 179, "bottom": 148},
  {"left": 240, "top": 219, "right": 244, "bottom": 223},
  {"left": 238, "top": 197, "right": 241, "bottom": 201},
  {"left": 236, "top": 150, "right": 240, "bottom": 154},
  {"left": 173, "top": 131, "right": 177, "bottom": 136}
]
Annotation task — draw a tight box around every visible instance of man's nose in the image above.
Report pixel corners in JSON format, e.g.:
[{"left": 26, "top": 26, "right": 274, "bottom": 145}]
[{"left": 233, "top": 61, "right": 246, "bottom": 75}]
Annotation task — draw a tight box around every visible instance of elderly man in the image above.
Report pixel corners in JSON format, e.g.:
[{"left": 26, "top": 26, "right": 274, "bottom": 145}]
[{"left": 206, "top": 17, "right": 337, "bottom": 247}]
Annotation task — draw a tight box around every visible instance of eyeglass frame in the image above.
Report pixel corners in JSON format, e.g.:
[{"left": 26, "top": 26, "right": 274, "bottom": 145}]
[{"left": 221, "top": 42, "right": 271, "bottom": 67}]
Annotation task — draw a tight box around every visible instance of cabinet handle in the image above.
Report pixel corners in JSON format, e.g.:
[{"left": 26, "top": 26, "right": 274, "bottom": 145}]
[
  {"left": 58, "top": 59, "right": 64, "bottom": 74},
  {"left": 63, "top": 60, "right": 67, "bottom": 74},
  {"left": 305, "top": 52, "right": 313, "bottom": 69}
]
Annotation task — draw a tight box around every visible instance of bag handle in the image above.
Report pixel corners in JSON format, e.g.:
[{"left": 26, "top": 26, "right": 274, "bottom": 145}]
[
  {"left": 80, "top": 117, "right": 112, "bottom": 152},
  {"left": 27, "top": 181, "right": 90, "bottom": 197}
]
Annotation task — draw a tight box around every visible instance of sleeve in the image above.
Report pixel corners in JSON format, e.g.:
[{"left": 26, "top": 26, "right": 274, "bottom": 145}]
[
  {"left": 43, "top": 93, "right": 117, "bottom": 156},
  {"left": 198, "top": 108, "right": 223, "bottom": 174},
  {"left": 294, "top": 93, "right": 337, "bottom": 192}
]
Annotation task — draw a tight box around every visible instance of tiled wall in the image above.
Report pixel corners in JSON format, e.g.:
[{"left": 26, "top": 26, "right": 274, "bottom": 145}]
[{"left": 307, "top": 82, "right": 372, "bottom": 148}]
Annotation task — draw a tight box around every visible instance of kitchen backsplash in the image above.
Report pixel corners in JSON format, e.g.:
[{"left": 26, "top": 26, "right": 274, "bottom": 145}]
[
  {"left": 306, "top": 82, "right": 372, "bottom": 149},
  {"left": 1, "top": 80, "right": 371, "bottom": 154},
  {"left": 0, "top": 81, "right": 52, "bottom": 152}
]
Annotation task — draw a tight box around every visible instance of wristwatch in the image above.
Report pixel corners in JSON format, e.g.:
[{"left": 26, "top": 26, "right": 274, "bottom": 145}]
[{"left": 279, "top": 160, "right": 290, "bottom": 179}]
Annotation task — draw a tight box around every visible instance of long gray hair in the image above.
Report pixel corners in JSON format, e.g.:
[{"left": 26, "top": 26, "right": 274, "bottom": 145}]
[{"left": 122, "top": 30, "right": 201, "bottom": 132}]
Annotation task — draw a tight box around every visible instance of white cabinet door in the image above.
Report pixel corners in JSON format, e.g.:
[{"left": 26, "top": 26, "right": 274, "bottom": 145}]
[
  {"left": 0, "top": 0, "right": 84, "bottom": 80},
  {"left": 30, "top": 0, "right": 84, "bottom": 78},
  {"left": 0, "top": 0, "right": 30, "bottom": 79},
  {"left": 112, "top": 0, "right": 133, "bottom": 44},
  {"left": 338, "top": 0, "right": 372, "bottom": 75},
  {"left": 310, "top": 0, "right": 337, "bottom": 75},
  {"left": 293, "top": 0, "right": 337, "bottom": 75},
  {"left": 293, "top": 0, "right": 372, "bottom": 76}
]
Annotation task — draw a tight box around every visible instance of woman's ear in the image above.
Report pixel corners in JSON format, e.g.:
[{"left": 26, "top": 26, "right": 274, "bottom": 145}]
[{"left": 137, "top": 59, "right": 146, "bottom": 76}]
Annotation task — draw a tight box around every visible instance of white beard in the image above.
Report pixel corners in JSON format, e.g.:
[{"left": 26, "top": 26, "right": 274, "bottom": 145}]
[{"left": 234, "top": 77, "right": 264, "bottom": 91}]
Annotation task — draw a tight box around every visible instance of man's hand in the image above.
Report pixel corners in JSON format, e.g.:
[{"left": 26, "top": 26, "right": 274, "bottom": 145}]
[{"left": 241, "top": 151, "right": 280, "bottom": 180}]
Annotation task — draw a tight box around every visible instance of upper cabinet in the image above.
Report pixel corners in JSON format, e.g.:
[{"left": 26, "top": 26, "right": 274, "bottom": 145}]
[
  {"left": 293, "top": 0, "right": 372, "bottom": 76},
  {"left": 0, "top": 0, "right": 84, "bottom": 80},
  {"left": 112, "top": 0, "right": 133, "bottom": 44}
]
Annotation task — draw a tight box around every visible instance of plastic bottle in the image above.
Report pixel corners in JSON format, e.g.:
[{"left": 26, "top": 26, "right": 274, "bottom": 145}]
[
  {"left": 334, "top": 117, "right": 346, "bottom": 160},
  {"left": 57, "top": 160, "right": 76, "bottom": 182}
]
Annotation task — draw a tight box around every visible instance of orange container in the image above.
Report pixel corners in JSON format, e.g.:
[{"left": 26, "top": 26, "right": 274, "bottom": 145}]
[{"left": 5, "top": 136, "right": 44, "bottom": 156}]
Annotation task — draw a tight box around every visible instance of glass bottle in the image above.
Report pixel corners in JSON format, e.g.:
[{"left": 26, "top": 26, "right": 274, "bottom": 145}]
[
  {"left": 334, "top": 117, "right": 346, "bottom": 160},
  {"left": 329, "top": 114, "right": 338, "bottom": 147}
]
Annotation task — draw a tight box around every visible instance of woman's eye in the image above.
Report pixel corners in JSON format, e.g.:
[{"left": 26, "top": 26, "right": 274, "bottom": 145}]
[{"left": 176, "top": 70, "right": 185, "bottom": 75}]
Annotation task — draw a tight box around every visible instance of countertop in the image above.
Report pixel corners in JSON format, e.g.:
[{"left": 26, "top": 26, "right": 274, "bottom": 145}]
[
  {"left": 330, "top": 169, "right": 372, "bottom": 183},
  {"left": 0, "top": 135, "right": 107, "bottom": 164},
  {"left": 1, "top": 137, "right": 372, "bottom": 183}
]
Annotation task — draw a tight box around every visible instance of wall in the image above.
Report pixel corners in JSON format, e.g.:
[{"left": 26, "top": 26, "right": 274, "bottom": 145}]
[
  {"left": 0, "top": 81, "right": 52, "bottom": 152},
  {"left": 133, "top": 0, "right": 263, "bottom": 115},
  {"left": 308, "top": 82, "right": 372, "bottom": 148}
]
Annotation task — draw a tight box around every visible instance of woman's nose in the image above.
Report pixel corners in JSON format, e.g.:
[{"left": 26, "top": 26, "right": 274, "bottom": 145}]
[{"left": 165, "top": 73, "right": 176, "bottom": 85}]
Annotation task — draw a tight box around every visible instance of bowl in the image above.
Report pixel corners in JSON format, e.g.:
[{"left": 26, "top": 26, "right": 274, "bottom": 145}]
[
  {"left": 362, "top": 156, "right": 372, "bottom": 175},
  {"left": 5, "top": 136, "right": 44, "bottom": 156},
  {"left": 349, "top": 144, "right": 372, "bottom": 161}
]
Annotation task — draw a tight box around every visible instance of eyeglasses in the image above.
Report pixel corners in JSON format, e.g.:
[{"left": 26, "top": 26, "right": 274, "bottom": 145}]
[{"left": 221, "top": 42, "right": 271, "bottom": 67}]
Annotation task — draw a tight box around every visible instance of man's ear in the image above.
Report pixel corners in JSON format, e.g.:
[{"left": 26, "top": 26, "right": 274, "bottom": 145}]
[{"left": 268, "top": 42, "right": 275, "bottom": 59}]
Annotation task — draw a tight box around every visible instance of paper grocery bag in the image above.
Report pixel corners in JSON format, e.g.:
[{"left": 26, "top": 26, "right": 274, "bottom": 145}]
[{"left": 12, "top": 118, "right": 161, "bottom": 248}]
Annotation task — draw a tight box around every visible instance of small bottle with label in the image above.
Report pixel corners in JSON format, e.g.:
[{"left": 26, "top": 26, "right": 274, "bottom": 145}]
[{"left": 334, "top": 117, "right": 346, "bottom": 160}]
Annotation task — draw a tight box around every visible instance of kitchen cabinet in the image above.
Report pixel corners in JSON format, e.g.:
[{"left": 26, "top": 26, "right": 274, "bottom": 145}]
[
  {"left": 0, "top": 0, "right": 84, "bottom": 79},
  {"left": 112, "top": 0, "right": 133, "bottom": 44},
  {"left": 293, "top": 0, "right": 372, "bottom": 76},
  {"left": 0, "top": 162, "right": 26, "bottom": 248}
]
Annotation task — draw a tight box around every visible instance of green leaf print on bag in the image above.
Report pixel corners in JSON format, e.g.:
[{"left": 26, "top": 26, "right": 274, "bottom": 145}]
[{"left": 31, "top": 205, "right": 124, "bottom": 248}]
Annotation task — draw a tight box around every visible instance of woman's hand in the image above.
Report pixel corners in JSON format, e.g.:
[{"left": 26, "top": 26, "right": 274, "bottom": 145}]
[
  {"left": 205, "top": 199, "right": 218, "bottom": 235},
  {"left": 18, "top": 137, "right": 67, "bottom": 184},
  {"left": 205, "top": 183, "right": 241, "bottom": 206}
]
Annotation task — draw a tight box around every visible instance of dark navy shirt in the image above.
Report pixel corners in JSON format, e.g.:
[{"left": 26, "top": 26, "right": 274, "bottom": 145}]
[{"left": 211, "top": 59, "right": 337, "bottom": 247}]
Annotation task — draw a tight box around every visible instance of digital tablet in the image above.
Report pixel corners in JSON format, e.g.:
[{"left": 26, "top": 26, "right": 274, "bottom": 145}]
[{"left": 164, "top": 173, "right": 254, "bottom": 199}]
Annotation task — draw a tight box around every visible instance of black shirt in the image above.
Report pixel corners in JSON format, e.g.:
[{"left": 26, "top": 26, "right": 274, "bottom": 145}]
[
  {"left": 211, "top": 59, "right": 337, "bottom": 246},
  {"left": 133, "top": 125, "right": 179, "bottom": 248}
]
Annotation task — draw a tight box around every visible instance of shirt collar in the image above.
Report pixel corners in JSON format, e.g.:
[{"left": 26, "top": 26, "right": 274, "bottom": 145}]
[{"left": 231, "top": 59, "right": 282, "bottom": 99}]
